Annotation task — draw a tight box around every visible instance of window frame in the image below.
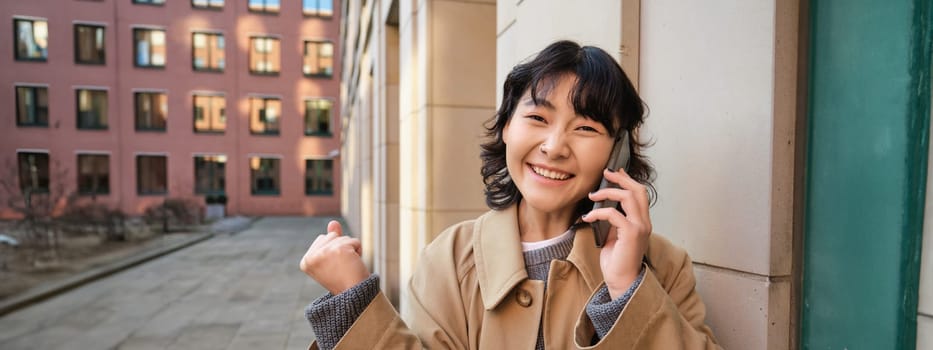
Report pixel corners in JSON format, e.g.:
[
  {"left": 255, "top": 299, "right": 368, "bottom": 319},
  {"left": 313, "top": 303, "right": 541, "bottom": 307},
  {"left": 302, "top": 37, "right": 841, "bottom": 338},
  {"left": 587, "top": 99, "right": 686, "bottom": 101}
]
[
  {"left": 303, "top": 98, "right": 333, "bottom": 137},
  {"left": 248, "top": 96, "right": 281, "bottom": 135},
  {"left": 302, "top": 40, "right": 334, "bottom": 78},
  {"left": 77, "top": 153, "right": 110, "bottom": 195},
  {"left": 75, "top": 87, "right": 109, "bottom": 130},
  {"left": 74, "top": 23, "right": 106, "bottom": 65},
  {"left": 191, "top": 0, "right": 224, "bottom": 10},
  {"left": 302, "top": 0, "right": 334, "bottom": 18},
  {"left": 136, "top": 154, "right": 168, "bottom": 195},
  {"left": 304, "top": 158, "right": 334, "bottom": 196},
  {"left": 249, "top": 36, "right": 280, "bottom": 76},
  {"left": 247, "top": 0, "right": 280, "bottom": 15},
  {"left": 193, "top": 93, "right": 226, "bottom": 134},
  {"left": 134, "top": 90, "right": 168, "bottom": 132},
  {"left": 194, "top": 155, "right": 226, "bottom": 195},
  {"left": 132, "top": 0, "right": 166, "bottom": 6},
  {"left": 250, "top": 157, "right": 281, "bottom": 195},
  {"left": 13, "top": 17, "right": 49, "bottom": 62},
  {"left": 133, "top": 27, "right": 167, "bottom": 69},
  {"left": 191, "top": 31, "right": 225, "bottom": 72},
  {"left": 15, "top": 84, "right": 49, "bottom": 127},
  {"left": 17, "top": 151, "right": 50, "bottom": 194}
]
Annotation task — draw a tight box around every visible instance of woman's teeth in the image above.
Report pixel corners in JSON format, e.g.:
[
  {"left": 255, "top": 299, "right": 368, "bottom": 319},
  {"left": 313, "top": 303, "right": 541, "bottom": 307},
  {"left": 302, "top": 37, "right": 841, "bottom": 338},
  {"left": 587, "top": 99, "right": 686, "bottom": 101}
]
[{"left": 532, "top": 165, "right": 571, "bottom": 180}]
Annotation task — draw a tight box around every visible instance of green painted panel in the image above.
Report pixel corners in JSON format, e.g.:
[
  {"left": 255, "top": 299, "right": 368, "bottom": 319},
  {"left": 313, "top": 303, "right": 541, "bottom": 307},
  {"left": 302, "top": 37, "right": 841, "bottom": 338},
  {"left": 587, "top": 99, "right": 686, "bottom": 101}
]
[{"left": 801, "top": 0, "right": 931, "bottom": 349}]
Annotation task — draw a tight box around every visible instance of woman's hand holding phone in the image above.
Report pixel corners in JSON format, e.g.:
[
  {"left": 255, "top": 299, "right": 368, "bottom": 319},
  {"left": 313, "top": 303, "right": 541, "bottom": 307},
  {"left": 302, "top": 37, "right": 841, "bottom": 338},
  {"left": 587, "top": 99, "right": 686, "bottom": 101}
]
[
  {"left": 581, "top": 167, "right": 652, "bottom": 300},
  {"left": 299, "top": 220, "right": 370, "bottom": 295}
]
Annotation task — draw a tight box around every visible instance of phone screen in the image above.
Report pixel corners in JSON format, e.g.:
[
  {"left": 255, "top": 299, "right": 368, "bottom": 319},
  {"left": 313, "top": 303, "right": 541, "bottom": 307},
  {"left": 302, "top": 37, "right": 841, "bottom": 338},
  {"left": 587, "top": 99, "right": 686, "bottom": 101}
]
[{"left": 590, "top": 132, "right": 630, "bottom": 248}]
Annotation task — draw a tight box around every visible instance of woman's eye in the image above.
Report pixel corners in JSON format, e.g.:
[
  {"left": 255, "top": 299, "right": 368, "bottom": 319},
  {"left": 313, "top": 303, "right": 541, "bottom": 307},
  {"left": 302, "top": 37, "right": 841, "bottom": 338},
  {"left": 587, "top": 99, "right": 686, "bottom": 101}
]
[
  {"left": 577, "top": 125, "right": 599, "bottom": 133},
  {"left": 527, "top": 115, "right": 546, "bottom": 122}
]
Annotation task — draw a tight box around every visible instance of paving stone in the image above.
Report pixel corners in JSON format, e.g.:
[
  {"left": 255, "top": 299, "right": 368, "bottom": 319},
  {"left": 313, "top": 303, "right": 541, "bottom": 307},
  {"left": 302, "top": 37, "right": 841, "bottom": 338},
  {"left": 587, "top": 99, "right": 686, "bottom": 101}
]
[{"left": 0, "top": 217, "right": 339, "bottom": 350}]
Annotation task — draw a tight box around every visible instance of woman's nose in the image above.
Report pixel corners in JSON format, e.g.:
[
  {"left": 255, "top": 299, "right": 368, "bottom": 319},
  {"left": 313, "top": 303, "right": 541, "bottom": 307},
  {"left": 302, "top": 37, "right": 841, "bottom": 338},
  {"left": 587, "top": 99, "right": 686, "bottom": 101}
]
[{"left": 540, "top": 133, "right": 570, "bottom": 159}]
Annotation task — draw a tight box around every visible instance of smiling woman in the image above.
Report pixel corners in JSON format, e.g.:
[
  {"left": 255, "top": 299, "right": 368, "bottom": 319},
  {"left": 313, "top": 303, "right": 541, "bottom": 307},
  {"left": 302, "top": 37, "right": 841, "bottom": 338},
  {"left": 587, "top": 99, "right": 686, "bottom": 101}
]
[{"left": 298, "top": 40, "right": 721, "bottom": 349}]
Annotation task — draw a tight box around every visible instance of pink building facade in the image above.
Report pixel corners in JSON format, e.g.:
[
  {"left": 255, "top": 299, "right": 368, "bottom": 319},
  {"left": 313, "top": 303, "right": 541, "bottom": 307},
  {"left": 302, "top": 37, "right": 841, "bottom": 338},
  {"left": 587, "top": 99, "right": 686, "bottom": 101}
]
[{"left": 1, "top": 0, "right": 342, "bottom": 218}]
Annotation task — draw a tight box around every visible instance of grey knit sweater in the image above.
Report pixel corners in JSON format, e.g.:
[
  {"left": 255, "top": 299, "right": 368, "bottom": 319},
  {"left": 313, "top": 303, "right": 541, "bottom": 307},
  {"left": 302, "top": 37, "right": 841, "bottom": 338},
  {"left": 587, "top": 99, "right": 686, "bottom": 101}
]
[{"left": 306, "top": 232, "right": 644, "bottom": 349}]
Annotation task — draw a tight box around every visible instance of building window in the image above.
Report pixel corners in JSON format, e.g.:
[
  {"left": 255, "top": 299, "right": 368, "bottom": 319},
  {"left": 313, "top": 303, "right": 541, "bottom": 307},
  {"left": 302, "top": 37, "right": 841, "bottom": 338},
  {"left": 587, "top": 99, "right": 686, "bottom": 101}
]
[
  {"left": 16, "top": 85, "right": 49, "bottom": 127},
  {"left": 192, "top": 32, "right": 224, "bottom": 72},
  {"left": 248, "top": 0, "right": 279, "bottom": 14},
  {"left": 18, "top": 152, "right": 50, "bottom": 193},
  {"left": 135, "top": 91, "right": 167, "bottom": 131},
  {"left": 134, "top": 28, "right": 166, "bottom": 68},
  {"left": 302, "top": 0, "right": 333, "bottom": 17},
  {"left": 77, "top": 154, "right": 109, "bottom": 195},
  {"left": 250, "top": 157, "right": 280, "bottom": 195},
  {"left": 74, "top": 24, "right": 105, "bottom": 65},
  {"left": 249, "top": 36, "right": 280, "bottom": 75},
  {"left": 194, "top": 155, "right": 225, "bottom": 194},
  {"left": 137, "top": 155, "right": 167, "bottom": 195},
  {"left": 76, "top": 89, "right": 108, "bottom": 130},
  {"left": 249, "top": 97, "right": 281, "bottom": 135},
  {"left": 305, "top": 159, "right": 333, "bottom": 195},
  {"left": 192, "top": 0, "right": 223, "bottom": 9},
  {"left": 193, "top": 94, "right": 226, "bottom": 133},
  {"left": 303, "top": 40, "right": 333, "bottom": 77},
  {"left": 304, "top": 99, "right": 332, "bottom": 136},
  {"left": 14, "top": 18, "right": 48, "bottom": 61},
  {"left": 133, "top": 0, "right": 165, "bottom": 5}
]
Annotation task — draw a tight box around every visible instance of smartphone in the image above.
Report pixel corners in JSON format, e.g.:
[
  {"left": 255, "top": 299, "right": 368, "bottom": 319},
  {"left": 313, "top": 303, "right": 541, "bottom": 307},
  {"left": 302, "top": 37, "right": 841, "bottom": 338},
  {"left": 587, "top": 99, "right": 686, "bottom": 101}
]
[{"left": 591, "top": 132, "right": 631, "bottom": 248}]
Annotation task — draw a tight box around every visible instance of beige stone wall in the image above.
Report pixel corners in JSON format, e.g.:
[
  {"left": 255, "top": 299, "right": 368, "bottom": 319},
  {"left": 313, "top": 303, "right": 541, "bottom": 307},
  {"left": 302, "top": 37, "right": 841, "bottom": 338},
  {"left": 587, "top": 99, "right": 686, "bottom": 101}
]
[
  {"left": 396, "top": 0, "right": 496, "bottom": 315},
  {"left": 639, "top": 1, "right": 799, "bottom": 349}
]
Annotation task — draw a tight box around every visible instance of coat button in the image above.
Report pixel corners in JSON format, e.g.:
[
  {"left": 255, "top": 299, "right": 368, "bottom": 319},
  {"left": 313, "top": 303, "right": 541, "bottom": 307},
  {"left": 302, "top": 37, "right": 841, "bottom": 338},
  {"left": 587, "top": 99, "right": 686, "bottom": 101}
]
[{"left": 515, "top": 289, "right": 532, "bottom": 307}]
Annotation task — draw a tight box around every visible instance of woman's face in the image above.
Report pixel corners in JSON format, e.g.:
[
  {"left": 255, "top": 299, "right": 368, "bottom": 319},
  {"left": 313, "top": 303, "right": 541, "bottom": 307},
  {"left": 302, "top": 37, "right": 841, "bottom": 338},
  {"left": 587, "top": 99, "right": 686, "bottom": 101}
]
[{"left": 503, "top": 74, "right": 615, "bottom": 215}]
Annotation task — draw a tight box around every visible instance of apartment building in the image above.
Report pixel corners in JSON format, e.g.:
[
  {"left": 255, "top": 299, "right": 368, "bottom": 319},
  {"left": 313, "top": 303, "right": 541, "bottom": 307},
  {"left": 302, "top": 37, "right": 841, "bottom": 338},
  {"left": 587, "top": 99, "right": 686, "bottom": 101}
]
[{"left": 1, "top": 0, "right": 343, "bottom": 217}]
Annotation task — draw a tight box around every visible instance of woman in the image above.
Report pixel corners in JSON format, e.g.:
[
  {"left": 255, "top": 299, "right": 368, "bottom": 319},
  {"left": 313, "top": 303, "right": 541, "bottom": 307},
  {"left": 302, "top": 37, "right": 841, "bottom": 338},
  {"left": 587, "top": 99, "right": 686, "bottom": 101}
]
[{"left": 299, "top": 40, "right": 721, "bottom": 349}]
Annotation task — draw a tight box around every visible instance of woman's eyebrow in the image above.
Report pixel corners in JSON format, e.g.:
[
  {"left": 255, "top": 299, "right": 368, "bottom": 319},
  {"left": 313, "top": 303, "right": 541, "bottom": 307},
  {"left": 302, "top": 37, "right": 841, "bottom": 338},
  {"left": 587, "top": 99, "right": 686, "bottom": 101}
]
[{"left": 522, "top": 96, "right": 555, "bottom": 110}]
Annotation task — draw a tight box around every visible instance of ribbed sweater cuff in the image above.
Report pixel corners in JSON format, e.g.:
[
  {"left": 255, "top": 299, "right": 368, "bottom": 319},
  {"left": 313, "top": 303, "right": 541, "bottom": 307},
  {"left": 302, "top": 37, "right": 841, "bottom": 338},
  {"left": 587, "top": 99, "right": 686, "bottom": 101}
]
[
  {"left": 585, "top": 266, "right": 646, "bottom": 341},
  {"left": 305, "top": 274, "right": 380, "bottom": 350}
]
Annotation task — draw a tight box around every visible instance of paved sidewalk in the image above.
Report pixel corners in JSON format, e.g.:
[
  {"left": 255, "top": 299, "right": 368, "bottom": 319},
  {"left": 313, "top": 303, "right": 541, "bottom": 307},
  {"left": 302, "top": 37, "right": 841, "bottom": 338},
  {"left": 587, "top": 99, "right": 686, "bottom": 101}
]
[{"left": 0, "top": 217, "right": 337, "bottom": 350}]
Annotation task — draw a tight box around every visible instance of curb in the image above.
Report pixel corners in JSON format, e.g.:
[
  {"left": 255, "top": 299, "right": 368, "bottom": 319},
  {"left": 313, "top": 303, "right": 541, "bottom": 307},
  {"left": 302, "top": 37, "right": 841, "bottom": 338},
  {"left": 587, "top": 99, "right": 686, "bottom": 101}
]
[{"left": 0, "top": 232, "right": 214, "bottom": 317}]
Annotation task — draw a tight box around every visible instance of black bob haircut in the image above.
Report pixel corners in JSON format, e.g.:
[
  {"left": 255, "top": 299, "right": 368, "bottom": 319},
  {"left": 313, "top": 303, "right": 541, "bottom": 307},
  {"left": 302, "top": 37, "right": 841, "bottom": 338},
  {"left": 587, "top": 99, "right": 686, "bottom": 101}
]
[{"left": 480, "top": 40, "right": 656, "bottom": 213}]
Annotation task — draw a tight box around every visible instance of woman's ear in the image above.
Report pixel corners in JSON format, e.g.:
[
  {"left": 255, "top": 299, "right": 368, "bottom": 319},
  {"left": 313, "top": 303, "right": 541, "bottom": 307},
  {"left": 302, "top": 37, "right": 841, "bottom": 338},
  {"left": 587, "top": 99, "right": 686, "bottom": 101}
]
[{"left": 502, "top": 119, "right": 511, "bottom": 145}]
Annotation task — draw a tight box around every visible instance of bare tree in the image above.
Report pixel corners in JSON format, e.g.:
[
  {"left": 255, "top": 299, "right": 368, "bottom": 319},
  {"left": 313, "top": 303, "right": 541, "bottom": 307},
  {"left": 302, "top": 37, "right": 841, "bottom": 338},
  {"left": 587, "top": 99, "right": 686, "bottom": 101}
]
[{"left": 0, "top": 157, "right": 74, "bottom": 264}]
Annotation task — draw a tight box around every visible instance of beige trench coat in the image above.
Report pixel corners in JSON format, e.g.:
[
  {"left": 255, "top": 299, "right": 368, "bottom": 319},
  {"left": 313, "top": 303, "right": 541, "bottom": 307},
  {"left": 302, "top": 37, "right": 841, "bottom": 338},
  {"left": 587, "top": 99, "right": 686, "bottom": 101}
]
[{"left": 311, "top": 205, "right": 720, "bottom": 349}]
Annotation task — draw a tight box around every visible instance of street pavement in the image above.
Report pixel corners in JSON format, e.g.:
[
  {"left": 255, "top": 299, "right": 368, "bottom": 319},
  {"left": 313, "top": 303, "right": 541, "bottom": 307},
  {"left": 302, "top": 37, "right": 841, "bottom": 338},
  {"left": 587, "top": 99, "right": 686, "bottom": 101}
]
[{"left": 0, "top": 217, "right": 337, "bottom": 350}]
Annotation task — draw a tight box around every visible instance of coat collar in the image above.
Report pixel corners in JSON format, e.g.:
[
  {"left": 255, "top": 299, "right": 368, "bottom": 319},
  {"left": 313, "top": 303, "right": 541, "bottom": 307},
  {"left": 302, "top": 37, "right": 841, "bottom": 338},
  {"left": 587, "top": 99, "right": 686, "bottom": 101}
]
[{"left": 473, "top": 205, "right": 604, "bottom": 310}]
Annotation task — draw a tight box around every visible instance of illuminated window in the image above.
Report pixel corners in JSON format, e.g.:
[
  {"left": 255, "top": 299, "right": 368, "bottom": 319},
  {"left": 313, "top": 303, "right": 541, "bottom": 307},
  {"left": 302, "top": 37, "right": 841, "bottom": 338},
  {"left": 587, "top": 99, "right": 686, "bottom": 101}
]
[
  {"left": 249, "top": 97, "right": 281, "bottom": 135},
  {"left": 302, "top": 0, "right": 333, "bottom": 17},
  {"left": 193, "top": 94, "right": 226, "bottom": 133},
  {"left": 14, "top": 18, "right": 48, "bottom": 61},
  {"left": 248, "top": 0, "right": 279, "bottom": 14},
  {"left": 249, "top": 36, "right": 280, "bottom": 74},
  {"left": 192, "top": 32, "right": 224, "bottom": 71},
  {"left": 303, "top": 40, "right": 333, "bottom": 77},
  {"left": 134, "top": 28, "right": 166, "bottom": 68},
  {"left": 192, "top": 0, "right": 223, "bottom": 9}
]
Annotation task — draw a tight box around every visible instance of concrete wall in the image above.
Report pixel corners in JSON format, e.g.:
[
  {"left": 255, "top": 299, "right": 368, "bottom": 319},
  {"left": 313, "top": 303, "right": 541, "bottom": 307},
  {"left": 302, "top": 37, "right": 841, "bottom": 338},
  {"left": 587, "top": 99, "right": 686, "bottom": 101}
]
[
  {"left": 640, "top": 1, "right": 798, "bottom": 349},
  {"left": 395, "top": 0, "right": 496, "bottom": 314}
]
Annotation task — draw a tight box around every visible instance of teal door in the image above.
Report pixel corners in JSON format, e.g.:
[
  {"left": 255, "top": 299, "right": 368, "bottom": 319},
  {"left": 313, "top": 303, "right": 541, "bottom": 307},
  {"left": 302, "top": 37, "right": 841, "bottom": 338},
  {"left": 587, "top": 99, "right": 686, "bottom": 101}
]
[{"left": 801, "top": 0, "right": 931, "bottom": 348}]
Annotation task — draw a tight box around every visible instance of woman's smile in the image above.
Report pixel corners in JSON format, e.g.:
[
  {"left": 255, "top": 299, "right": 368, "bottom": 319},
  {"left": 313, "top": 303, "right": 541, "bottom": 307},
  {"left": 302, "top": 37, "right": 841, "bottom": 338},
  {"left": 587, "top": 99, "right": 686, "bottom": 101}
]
[{"left": 529, "top": 163, "right": 574, "bottom": 181}]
